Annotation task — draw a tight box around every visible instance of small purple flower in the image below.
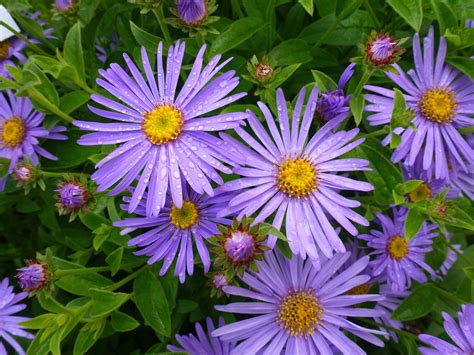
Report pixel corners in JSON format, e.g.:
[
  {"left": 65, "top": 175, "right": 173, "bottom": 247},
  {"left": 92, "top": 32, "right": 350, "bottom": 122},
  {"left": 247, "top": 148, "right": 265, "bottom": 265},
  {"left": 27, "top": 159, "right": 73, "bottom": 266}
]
[
  {"left": 419, "top": 304, "right": 474, "bottom": 355},
  {"left": 316, "top": 63, "right": 356, "bottom": 121},
  {"left": 0, "top": 278, "right": 33, "bottom": 354},
  {"left": 224, "top": 230, "right": 255, "bottom": 262},
  {"left": 365, "top": 27, "right": 474, "bottom": 180},
  {"left": 0, "top": 37, "right": 27, "bottom": 78},
  {"left": 213, "top": 250, "right": 387, "bottom": 354},
  {"left": 0, "top": 91, "right": 67, "bottom": 191},
  {"left": 212, "top": 273, "right": 229, "bottom": 291},
  {"left": 12, "top": 163, "right": 34, "bottom": 184},
  {"left": 466, "top": 20, "right": 474, "bottom": 28},
  {"left": 168, "top": 317, "right": 235, "bottom": 354},
  {"left": 16, "top": 260, "right": 49, "bottom": 293},
  {"left": 74, "top": 41, "right": 246, "bottom": 217},
  {"left": 375, "top": 284, "right": 408, "bottom": 342},
  {"left": 54, "top": 0, "right": 76, "bottom": 13},
  {"left": 218, "top": 87, "right": 373, "bottom": 266},
  {"left": 114, "top": 185, "right": 233, "bottom": 283},
  {"left": 358, "top": 206, "right": 437, "bottom": 291},
  {"left": 55, "top": 179, "right": 89, "bottom": 214},
  {"left": 176, "top": 0, "right": 208, "bottom": 26}
]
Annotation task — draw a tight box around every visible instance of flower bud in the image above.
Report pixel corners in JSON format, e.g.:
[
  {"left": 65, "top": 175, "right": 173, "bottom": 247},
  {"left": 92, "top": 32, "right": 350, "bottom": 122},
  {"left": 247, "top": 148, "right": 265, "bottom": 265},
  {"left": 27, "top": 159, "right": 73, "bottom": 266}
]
[
  {"left": 54, "top": 0, "right": 76, "bottom": 13},
  {"left": 361, "top": 31, "right": 404, "bottom": 68},
  {"left": 176, "top": 0, "right": 208, "bottom": 26},
  {"left": 16, "top": 260, "right": 49, "bottom": 293},
  {"left": 55, "top": 178, "right": 89, "bottom": 215}
]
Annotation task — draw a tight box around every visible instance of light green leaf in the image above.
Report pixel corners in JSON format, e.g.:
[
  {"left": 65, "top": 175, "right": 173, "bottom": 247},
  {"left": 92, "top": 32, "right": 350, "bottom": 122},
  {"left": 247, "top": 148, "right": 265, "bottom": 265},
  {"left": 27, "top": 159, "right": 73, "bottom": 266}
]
[
  {"left": 106, "top": 247, "right": 124, "bottom": 276},
  {"left": 64, "top": 22, "right": 85, "bottom": 81},
  {"left": 350, "top": 94, "right": 365, "bottom": 126},
  {"left": 130, "top": 21, "right": 161, "bottom": 52},
  {"left": 387, "top": 0, "right": 423, "bottom": 32},
  {"left": 446, "top": 56, "right": 474, "bottom": 81},
  {"left": 404, "top": 204, "right": 424, "bottom": 241},
  {"left": 88, "top": 288, "right": 130, "bottom": 318},
  {"left": 298, "top": 0, "right": 314, "bottom": 15},
  {"left": 111, "top": 311, "right": 140, "bottom": 332}
]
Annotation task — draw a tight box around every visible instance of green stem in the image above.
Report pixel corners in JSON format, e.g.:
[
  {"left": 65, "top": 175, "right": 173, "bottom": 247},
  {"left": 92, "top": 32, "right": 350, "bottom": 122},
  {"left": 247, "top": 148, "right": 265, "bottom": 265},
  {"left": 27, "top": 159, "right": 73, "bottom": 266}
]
[
  {"left": 354, "top": 67, "right": 374, "bottom": 96},
  {"left": 77, "top": 81, "right": 97, "bottom": 95},
  {"left": 460, "top": 126, "right": 474, "bottom": 134},
  {"left": 55, "top": 266, "right": 110, "bottom": 278},
  {"left": 433, "top": 285, "right": 467, "bottom": 305},
  {"left": 363, "top": 0, "right": 381, "bottom": 29},
  {"left": 447, "top": 242, "right": 473, "bottom": 266},
  {"left": 106, "top": 266, "right": 147, "bottom": 292},
  {"left": 359, "top": 319, "right": 421, "bottom": 342},
  {"left": 0, "top": 21, "right": 50, "bottom": 56},
  {"left": 153, "top": 8, "right": 172, "bottom": 46},
  {"left": 313, "top": 21, "right": 341, "bottom": 49},
  {"left": 41, "top": 171, "right": 90, "bottom": 178},
  {"left": 359, "top": 127, "right": 389, "bottom": 139},
  {"left": 27, "top": 87, "right": 75, "bottom": 123}
]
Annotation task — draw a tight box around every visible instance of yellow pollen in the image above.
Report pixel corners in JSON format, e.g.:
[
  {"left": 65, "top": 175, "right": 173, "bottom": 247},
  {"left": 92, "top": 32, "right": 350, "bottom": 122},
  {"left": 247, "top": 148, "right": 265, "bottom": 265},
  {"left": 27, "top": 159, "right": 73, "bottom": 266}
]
[
  {"left": 1, "top": 116, "right": 25, "bottom": 148},
  {"left": 387, "top": 235, "right": 409, "bottom": 260},
  {"left": 0, "top": 39, "right": 11, "bottom": 60},
  {"left": 408, "top": 182, "right": 432, "bottom": 202},
  {"left": 170, "top": 200, "right": 199, "bottom": 229},
  {"left": 347, "top": 283, "right": 371, "bottom": 295},
  {"left": 143, "top": 104, "right": 183, "bottom": 145},
  {"left": 419, "top": 88, "right": 457, "bottom": 124},
  {"left": 277, "top": 290, "right": 324, "bottom": 337},
  {"left": 276, "top": 157, "right": 317, "bottom": 198}
]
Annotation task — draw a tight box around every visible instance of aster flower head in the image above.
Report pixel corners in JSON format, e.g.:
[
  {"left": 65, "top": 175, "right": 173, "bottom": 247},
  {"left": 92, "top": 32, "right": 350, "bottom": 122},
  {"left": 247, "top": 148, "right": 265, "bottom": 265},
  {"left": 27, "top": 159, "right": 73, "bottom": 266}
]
[
  {"left": 316, "top": 63, "right": 356, "bottom": 121},
  {"left": 210, "top": 272, "right": 231, "bottom": 297},
  {"left": 114, "top": 184, "right": 234, "bottom": 283},
  {"left": 0, "top": 91, "right": 67, "bottom": 191},
  {"left": 218, "top": 86, "right": 373, "bottom": 266},
  {"left": 210, "top": 217, "right": 271, "bottom": 275},
  {"left": 55, "top": 178, "right": 90, "bottom": 215},
  {"left": 168, "top": 317, "right": 235, "bottom": 354},
  {"left": 0, "top": 278, "right": 33, "bottom": 354},
  {"left": 419, "top": 304, "right": 474, "bottom": 355},
  {"left": 12, "top": 161, "right": 36, "bottom": 186},
  {"left": 359, "top": 206, "right": 437, "bottom": 291},
  {"left": 361, "top": 30, "right": 404, "bottom": 68},
  {"left": 365, "top": 27, "right": 474, "bottom": 180},
  {"left": 16, "top": 259, "right": 49, "bottom": 293},
  {"left": 54, "top": 0, "right": 76, "bottom": 13},
  {"left": 213, "top": 250, "right": 387, "bottom": 354},
  {"left": 74, "top": 41, "right": 246, "bottom": 217},
  {"left": 0, "top": 36, "right": 27, "bottom": 78},
  {"left": 176, "top": 0, "right": 208, "bottom": 26}
]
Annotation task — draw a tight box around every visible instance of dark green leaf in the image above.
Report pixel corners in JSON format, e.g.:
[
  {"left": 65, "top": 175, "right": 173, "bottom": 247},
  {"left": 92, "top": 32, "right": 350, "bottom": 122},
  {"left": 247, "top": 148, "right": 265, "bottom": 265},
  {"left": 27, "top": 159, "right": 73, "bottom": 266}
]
[
  {"left": 130, "top": 21, "right": 161, "bottom": 52},
  {"left": 59, "top": 91, "right": 90, "bottom": 114},
  {"left": 88, "top": 289, "right": 130, "bottom": 318},
  {"left": 387, "top": 0, "right": 423, "bottom": 31},
  {"left": 392, "top": 283, "right": 437, "bottom": 320},
  {"left": 56, "top": 273, "right": 113, "bottom": 297},
  {"left": 446, "top": 56, "right": 474, "bottom": 80},
  {"left": 64, "top": 22, "right": 85, "bottom": 81},
  {"left": 106, "top": 247, "right": 124, "bottom": 276},
  {"left": 268, "top": 39, "right": 312, "bottom": 66},
  {"left": 298, "top": 0, "right": 314, "bottom": 16},
  {"left": 111, "top": 311, "right": 140, "bottom": 332}
]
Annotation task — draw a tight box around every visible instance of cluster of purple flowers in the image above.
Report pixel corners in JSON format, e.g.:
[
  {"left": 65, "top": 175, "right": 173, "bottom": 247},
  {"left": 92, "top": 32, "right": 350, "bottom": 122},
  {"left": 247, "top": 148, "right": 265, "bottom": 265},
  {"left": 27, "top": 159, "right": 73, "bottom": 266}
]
[{"left": 0, "top": 2, "right": 472, "bottom": 355}]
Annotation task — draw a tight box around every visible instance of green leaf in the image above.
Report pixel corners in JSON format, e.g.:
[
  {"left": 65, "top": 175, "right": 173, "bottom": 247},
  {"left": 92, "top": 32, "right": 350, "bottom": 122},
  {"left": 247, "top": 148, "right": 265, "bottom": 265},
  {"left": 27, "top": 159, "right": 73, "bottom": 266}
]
[
  {"left": 21, "top": 314, "right": 57, "bottom": 329},
  {"left": 464, "top": 267, "right": 474, "bottom": 282},
  {"left": 88, "top": 288, "right": 130, "bottom": 318},
  {"left": 404, "top": 204, "right": 424, "bottom": 241},
  {"left": 209, "top": 17, "right": 265, "bottom": 56},
  {"left": 73, "top": 318, "right": 106, "bottom": 355},
  {"left": 268, "top": 64, "right": 301, "bottom": 89},
  {"left": 111, "top": 311, "right": 140, "bottom": 332},
  {"left": 426, "top": 233, "right": 448, "bottom": 270},
  {"left": 0, "top": 157, "right": 10, "bottom": 177},
  {"left": 133, "top": 269, "right": 171, "bottom": 337},
  {"left": 55, "top": 273, "right": 113, "bottom": 297},
  {"left": 268, "top": 39, "right": 312, "bottom": 66},
  {"left": 29, "top": 55, "right": 65, "bottom": 78},
  {"left": 298, "top": 0, "right": 314, "bottom": 15},
  {"left": 391, "top": 88, "right": 409, "bottom": 128},
  {"left": 106, "top": 247, "right": 124, "bottom": 276},
  {"left": 446, "top": 56, "right": 474, "bottom": 80},
  {"left": 60, "top": 91, "right": 90, "bottom": 114},
  {"left": 130, "top": 21, "right": 161, "bottom": 52},
  {"left": 430, "top": 0, "right": 457, "bottom": 34},
  {"left": 79, "top": 211, "right": 110, "bottom": 231},
  {"left": 349, "top": 94, "right": 364, "bottom": 126},
  {"left": 64, "top": 22, "right": 85, "bottom": 81},
  {"left": 176, "top": 299, "right": 199, "bottom": 314},
  {"left": 395, "top": 180, "right": 424, "bottom": 195},
  {"left": 392, "top": 283, "right": 438, "bottom": 320},
  {"left": 387, "top": 0, "right": 423, "bottom": 32},
  {"left": 311, "top": 70, "right": 337, "bottom": 92}
]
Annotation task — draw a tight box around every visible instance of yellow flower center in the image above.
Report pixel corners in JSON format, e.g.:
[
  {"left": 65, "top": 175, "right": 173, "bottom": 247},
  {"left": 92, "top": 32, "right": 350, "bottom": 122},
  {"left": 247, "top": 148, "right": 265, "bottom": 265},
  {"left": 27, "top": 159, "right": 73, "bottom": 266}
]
[
  {"left": 419, "top": 88, "right": 457, "bottom": 124},
  {"left": 408, "top": 182, "right": 432, "bottom": 202},
  {"left": 1, "top": 116, "right": 25, "bottom": 148},
  {"left": 277, "top": 290, "right": 324, "bottom": 337},
  {"left": 170, "top": 200, "right": 199, "bottom": 229},
  {"left": 347, "top": 283, "right": 371, "bottom": 295},
  {"left": 0, "top": 39, "right": 11, "bottom": 60},
  {"left": 387, "top": 235, "right": 409, "bottom": 260},
  {"left": 142, "top": 104, "right": 183, "bottom": 145},
  {"left": 276, "top": 157, "right": 317, "bottom": 198}
]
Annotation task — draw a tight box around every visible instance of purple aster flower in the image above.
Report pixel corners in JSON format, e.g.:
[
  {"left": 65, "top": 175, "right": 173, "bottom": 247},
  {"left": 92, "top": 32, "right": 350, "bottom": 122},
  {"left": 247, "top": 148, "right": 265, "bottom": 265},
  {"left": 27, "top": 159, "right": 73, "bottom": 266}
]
[
  {"left": 168, "top": 317, "right": 235, "bottom": 354},
  {"left": 176, "top": 0, "right": 208, "bottom": 26},
  {"left": 375, "top": 284, "right": 408, "bottom": 342},
  {"left": 55, "top": 178, "right": 89, "bottom": 214},
  {"left": 419, "top": 304, "right": 474, "bottom": 355},
  {"left": 364, "top": 27, "right": 474, "bottom": 180},
  {"left": 218, "top": 87, "right": 373, "bottom": 266},
  {"left": 0, "top": 91, "right": 67, "bottom": 191},
  {"left": 114, "top": 184, "right": 234, "bottom": 283},
  {"left": 0, "top": 37, "right": 26, "bottom": 78},
  {"left": 0, "top": 278, "right": 33, "bottom": 355},
  {"left": 358, "top": 206, "right": 437, "bottom": 291},
  {"left": 316, "top": 63, "right": 356, "bottom": 121},
  {"left": 74, "top": 41, "right": 246, "bottom": 217},
  {"left": 213, "top": 250, "right": 387, "bottom": 354},
  {"left": 466, "top": 20, "right": 474, "bottom": 28},
  {"left": 437, "top": 234, "right": 462, "bottom": 277},
  {"left": 16, "top": 259, "right": 49, "bottom": 293},
  {"left": 54, "top": 0, "right": 76, "bottom": 13}
]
